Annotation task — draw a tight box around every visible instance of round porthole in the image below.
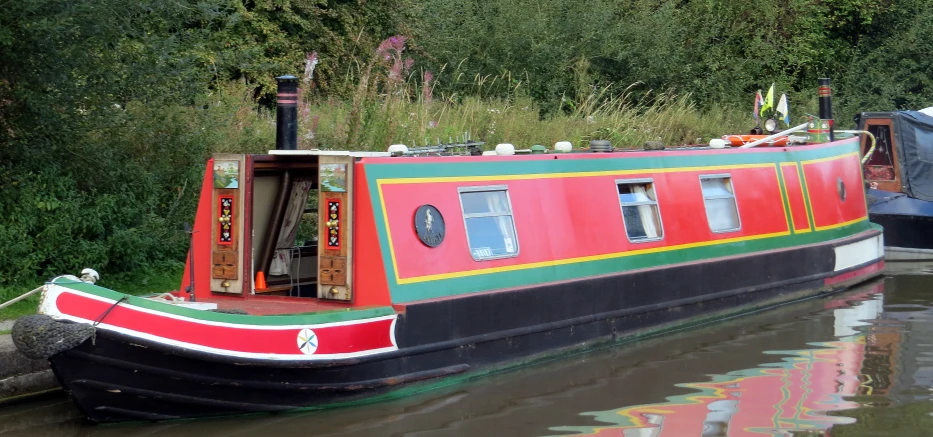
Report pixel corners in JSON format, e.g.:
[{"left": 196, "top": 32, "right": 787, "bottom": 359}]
[
  {"left": 414, "top": 205, "right": 445, "bottom": 247},
  {"left": 837, "top": 177, "right": 847, "bottom": 202}
]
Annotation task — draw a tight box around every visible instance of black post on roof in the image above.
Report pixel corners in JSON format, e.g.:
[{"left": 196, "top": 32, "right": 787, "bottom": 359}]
[
  {"left": 275, "top": 75, "right": 298, "bottom": 150},
  {"left": 818, "top": 78, "right": 834, "bottom": 142}
]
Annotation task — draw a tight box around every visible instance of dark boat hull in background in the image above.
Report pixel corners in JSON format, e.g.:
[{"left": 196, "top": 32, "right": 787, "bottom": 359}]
[
  {"left": 868, "top": 188, "right": 933, "bottom": 261},
  {"left": 51, "top": 230, "right": 883, "bottom": 422}
]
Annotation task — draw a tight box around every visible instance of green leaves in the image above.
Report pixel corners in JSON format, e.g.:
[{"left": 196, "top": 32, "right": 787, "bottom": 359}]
[{"left": 1, "top": 0, "right": 931, "bottom": 290}]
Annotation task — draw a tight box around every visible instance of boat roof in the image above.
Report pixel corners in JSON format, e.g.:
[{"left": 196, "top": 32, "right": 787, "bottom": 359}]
[{"left": 268, "top": 150, "right": 392, "bottom": 157}]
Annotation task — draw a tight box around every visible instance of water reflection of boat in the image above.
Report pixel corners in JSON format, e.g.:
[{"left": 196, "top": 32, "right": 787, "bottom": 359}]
[{"left": 548, "top": 282, "right": 892, "bottom": 436}]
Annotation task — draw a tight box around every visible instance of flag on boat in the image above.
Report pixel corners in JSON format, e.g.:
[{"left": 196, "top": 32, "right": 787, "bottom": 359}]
[
  {"left": 754, "top": 90, "right": 763, "bottom": 123},
  {"left": 760, "top": 83, "right": 775, "bottom": 116},
  {"left": 776, "top": 93, "right": 790, "bottom": 126}
]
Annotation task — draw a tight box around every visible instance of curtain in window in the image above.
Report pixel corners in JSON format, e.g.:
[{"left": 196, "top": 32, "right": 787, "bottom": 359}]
[
  {"left": 485, "top": 191, "right": 515, "bottom": 253},
  {"left": 631, "top": 185, "right": 658, "bottom": 239},
  {"left": 270, "top": 178, "right": 314, "bottom": 276}
]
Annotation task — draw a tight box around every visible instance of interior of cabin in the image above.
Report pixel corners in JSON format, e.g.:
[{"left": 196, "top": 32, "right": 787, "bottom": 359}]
[
  {"left": 860, "top": 116, "right": 900, "bottom": 192},
  {"left": 198, "top": 151, "right": 356, "bottom": 313},
  {"left": 250, "top": 156, "right": 321, "bottom": 298}
]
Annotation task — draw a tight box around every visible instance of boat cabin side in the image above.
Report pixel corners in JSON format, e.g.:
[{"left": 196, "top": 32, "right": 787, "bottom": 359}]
[{"left": 179, "top": 150, "right": 392, "bottom": 309}]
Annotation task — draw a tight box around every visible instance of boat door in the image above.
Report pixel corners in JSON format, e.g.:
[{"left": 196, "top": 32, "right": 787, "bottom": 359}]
[
  {"left": 210, "top": 154, "right": 247, "bottom": 294},
  {"left": 858, "top": 114, "right": 902, "bottom": 193},
  {"left": 317, "top": 155, "right": 353, "bottom": 301}
]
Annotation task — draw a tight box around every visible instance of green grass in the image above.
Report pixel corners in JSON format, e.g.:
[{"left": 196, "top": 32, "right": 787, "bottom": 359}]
[
  {"left": 0, "top": 262, "right": 184, "bottom": 322},
  {"left": 205, "top": 71, "right": 752, "bottom": 154},
  {"left": 293, "top": 90, "right": 750, "bottom": 153}
]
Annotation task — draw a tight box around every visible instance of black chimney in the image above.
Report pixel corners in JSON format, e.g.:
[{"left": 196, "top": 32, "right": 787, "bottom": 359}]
[
  {"left": 817, "top": 78, "right": 834, "bottom": 142},
  {"left": 275, "top": 75, "right": 298, "bottom": 150}
]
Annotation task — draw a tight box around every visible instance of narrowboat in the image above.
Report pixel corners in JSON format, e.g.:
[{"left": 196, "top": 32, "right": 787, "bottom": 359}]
[
  {"left": 858, "top": 109, "right": 933, "bottom": 260},
  {"left": 12, "top": 78, "right": 884, "bottom": 423}
]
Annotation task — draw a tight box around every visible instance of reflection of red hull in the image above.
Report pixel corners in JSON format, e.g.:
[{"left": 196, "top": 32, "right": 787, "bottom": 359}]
[
  {"left": 560, "top": 288, "right": 891, "bottom": 436},
  {"left": 566, "top": 343, "right": 865, "bottom": 436}
]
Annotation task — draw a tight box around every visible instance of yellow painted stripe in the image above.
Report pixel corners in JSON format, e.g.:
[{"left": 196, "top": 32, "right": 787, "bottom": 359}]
[
  {"left": 378, "top": 163, "right": 776, "bottom": 185},
  {"left": 376, "top": 182, "right": 401, "bottom": 284},
  {"left": 799, "top": 151, "right": 860, "bottom": 166},
  {"left": 774, "top": 164, "right": 792, "bottom": 234},
  {"left": 394, "top": 230, "right": 791, "bottom": 284},
  {"left": 779, "top": 162, "right": 810, "bottom": 233},
  {"left": 797, "top": 162, "right": 815, "bottom": 232},
  {"left": 814, "top": 216, "right": 868, "bottom": 232}
]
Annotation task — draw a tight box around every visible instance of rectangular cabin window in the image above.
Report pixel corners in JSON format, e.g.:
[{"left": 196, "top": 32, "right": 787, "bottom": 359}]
[
  {"left": 459, "top": 186, "right": 519, "bottom": 260},
  {"left": 616, "top": 179, "right": 663, "bottom": 242},
  {"left": 700, "top": 175, "right": 741, "bottom": 233}
]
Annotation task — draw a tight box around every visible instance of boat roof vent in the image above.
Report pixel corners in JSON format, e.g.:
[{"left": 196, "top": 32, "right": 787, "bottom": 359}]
[
  {"left": 709, "top": 138, "right": 727, "bottom": 149},
  {"left": 388, "top": 144, "right": 409, "bottom": 156},
  {"left": 495, "top": 143, "right": 515, "bottom": 155}
]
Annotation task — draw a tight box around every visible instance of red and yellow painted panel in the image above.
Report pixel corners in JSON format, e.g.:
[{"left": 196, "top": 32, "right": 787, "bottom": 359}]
[
  {"left": 802, "top": 152, "right": 868, "bottom": 231},
  {"left": 378, "top": 164, "right": 789, "bottom": 285},
  {"left": 780, "top": 162, "right": 812, "bottom": 233}
]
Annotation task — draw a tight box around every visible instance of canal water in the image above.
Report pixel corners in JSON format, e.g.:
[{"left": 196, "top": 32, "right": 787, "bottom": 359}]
[{"left": 3, "top": 266, "right": 933, "bottom": 436}]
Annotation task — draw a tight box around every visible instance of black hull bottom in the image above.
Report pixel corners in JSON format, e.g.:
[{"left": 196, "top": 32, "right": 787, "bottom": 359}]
[
  {"left": 869, "top": 213, "right": 933, "bottom": 258},
  {"left": 50, "top": 232, "right": 883, "bottom": 423}
]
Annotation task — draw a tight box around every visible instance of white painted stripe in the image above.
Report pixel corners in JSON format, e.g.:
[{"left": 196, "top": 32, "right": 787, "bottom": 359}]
[
  {"left": 834, "top": 234, "right": 884, "bottom": 271},
  {"left": 49, "top": 312, "right": 398, "bottom": 361},
  {"left": 37, "top": 284, "right": 399, "bottom": 361}
]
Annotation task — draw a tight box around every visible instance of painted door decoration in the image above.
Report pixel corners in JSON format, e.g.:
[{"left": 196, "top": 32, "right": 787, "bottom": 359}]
[
  {"left": 318, "top": 156, "right": 353, "bottom": 301},
  {"left": 211, "top": 156, "right": 246, "bottom": 294}
]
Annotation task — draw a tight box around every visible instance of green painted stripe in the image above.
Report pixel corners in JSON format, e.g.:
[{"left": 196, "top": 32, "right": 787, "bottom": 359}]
[
  {"left": 365, "top": 140, "right": 867, "bottom": 303},
  {"left": 49, "top": 278, "right": 395, "bottom": 325},
  {"left": 364, "top": 140, "right": 857, "bottom": 180},
  {"left": 385, "top": 222, "right": 869, "bottom": 302}
]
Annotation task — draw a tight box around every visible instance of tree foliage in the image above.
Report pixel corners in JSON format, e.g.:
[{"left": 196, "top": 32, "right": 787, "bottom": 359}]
[
  {"left": 0, "top": 0, "right": 931, "bottom": 289},
  {"left": 411, "top": 0, "right": 933, "bottom": 121}
]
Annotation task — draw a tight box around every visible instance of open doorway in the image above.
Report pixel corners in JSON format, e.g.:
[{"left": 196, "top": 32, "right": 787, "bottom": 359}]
[{"left": 251, "top": 163, "right": 320, "bottom": 297}]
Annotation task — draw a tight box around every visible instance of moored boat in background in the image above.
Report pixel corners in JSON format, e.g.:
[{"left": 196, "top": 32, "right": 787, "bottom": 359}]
[
  {"left": 11, "top": 78, "right": 884, "bottom": 423},
  {"left": 858, "top": 109, "right": 933, "bottom": 260}
]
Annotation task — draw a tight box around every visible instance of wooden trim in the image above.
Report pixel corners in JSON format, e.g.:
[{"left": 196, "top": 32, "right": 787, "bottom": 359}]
[{"left": 861, "top": 118, "right": 901, "bottom": 192}]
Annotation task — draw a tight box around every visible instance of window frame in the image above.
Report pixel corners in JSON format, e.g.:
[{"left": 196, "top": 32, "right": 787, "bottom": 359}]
[
  {"left": 615, "top": 178, "right": 665, "bottom": 243},
  {"left": 457, "top": 185, "right": 521, "bottom": 261},
  {"left": 699, "top": 174, "right": 742, "bottom": 233}
]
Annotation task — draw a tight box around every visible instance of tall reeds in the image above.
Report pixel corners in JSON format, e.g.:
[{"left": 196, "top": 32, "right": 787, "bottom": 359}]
[{"left": 216, "top": 36, "right": 750, "bottom": 154}]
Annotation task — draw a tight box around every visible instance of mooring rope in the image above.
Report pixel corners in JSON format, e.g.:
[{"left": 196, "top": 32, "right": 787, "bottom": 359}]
[
  {"left": 0, "top": 286, "right": 44, "bottom": 311},
  {"left": 93, "top": 296, "right": 128, "bottom": 326}
]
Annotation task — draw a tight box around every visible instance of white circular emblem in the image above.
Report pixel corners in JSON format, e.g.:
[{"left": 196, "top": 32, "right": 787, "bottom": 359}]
[{"left": 296, "top": 328, "right": 318, "bottom": 355}]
